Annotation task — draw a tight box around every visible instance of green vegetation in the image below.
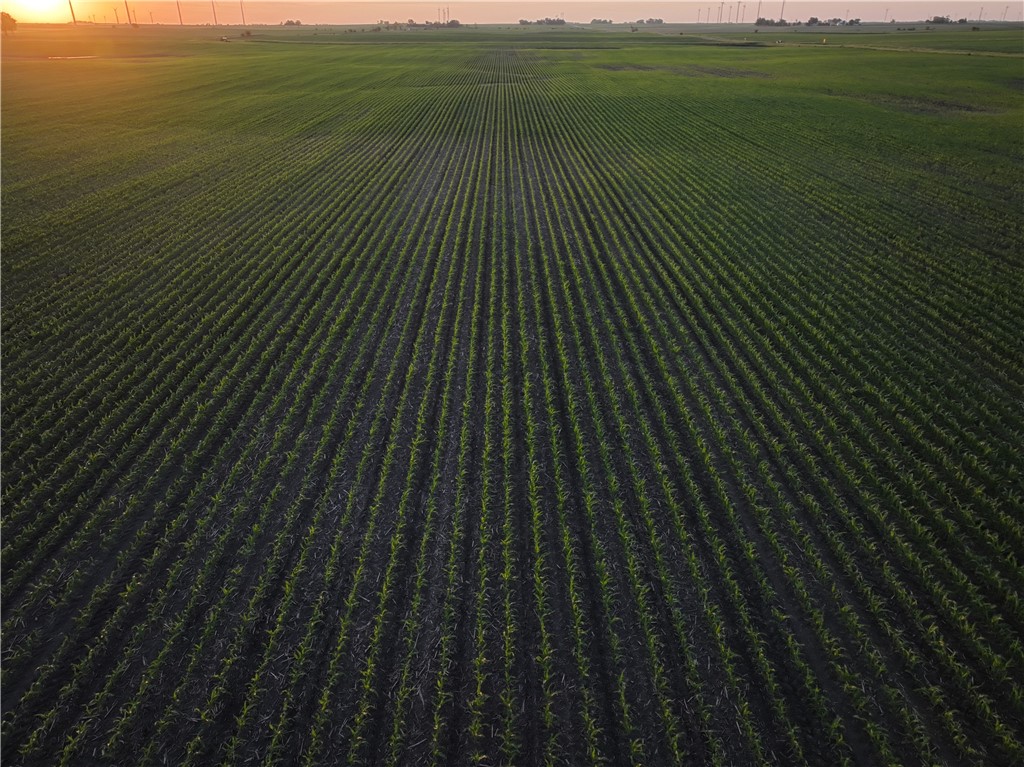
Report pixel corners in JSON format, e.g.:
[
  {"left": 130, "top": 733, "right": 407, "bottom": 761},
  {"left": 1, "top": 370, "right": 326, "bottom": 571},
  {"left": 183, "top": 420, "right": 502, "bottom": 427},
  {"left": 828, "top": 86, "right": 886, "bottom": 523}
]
[{"left": 2, "top": 23, "right": 1023, "bottom": 766}]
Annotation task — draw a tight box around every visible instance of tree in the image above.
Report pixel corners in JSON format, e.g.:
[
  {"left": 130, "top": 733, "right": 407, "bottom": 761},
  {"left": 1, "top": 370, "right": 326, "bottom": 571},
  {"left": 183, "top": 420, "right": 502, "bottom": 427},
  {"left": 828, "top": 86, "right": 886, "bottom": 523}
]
[{"left": 2, "top": 11, "right": 17, "bottom": 34}]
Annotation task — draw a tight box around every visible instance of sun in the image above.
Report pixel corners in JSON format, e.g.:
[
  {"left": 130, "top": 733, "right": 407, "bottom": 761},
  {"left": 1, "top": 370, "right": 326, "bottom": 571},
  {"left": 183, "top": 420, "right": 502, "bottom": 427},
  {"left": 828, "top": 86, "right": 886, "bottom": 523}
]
[{"left": 5, "top": 0, "right": 70, "bottom": 23}]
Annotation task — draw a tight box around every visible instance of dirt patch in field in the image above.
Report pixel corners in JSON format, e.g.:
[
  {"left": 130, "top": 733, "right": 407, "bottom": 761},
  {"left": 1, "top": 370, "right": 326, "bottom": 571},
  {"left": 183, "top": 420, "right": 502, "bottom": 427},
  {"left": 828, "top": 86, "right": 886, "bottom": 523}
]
[
  {"left": 674, "top": 64, "right": 771, "bottom": 78},
  {"left": 596, "top": 63, "right": 657, "bottom": 71},
  {"left": 596, "top": 63, "right": 771, "bottom": 78},
  {"left": 862, "top": 93, "right": 1000, "bottom": 115}
]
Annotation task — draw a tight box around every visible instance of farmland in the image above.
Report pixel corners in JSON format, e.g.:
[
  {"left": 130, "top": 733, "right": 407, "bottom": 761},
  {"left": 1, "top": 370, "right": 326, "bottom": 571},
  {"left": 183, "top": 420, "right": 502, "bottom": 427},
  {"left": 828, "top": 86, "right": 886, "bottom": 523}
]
[{"left": 2, "top": 22, "right": 1023, "bottom": 767}]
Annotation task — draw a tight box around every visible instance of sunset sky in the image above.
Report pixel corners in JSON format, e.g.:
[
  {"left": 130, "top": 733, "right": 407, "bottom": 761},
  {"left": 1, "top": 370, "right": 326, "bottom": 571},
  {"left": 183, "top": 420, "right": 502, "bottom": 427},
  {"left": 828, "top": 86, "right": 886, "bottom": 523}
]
[{"left": 2, "top": 0, "right": 1019, "bottom": 27}]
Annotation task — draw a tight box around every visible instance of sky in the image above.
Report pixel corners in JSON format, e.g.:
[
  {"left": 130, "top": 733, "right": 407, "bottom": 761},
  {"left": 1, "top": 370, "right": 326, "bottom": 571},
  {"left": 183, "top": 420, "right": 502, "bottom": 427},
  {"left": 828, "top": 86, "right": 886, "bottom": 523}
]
[{"left": 2, "top": 0, "right": 1020, "bottom": 26}]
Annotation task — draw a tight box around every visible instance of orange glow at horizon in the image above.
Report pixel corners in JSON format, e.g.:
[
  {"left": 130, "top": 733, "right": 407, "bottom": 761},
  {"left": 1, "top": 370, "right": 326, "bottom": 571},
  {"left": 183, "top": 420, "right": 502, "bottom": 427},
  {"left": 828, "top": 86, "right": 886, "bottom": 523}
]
[
  {"left": 2, "top": 0, "right": 1020, "bottom": 26},
  {"left": 3, "top": 0, "right": 71, "bottom": 23}
]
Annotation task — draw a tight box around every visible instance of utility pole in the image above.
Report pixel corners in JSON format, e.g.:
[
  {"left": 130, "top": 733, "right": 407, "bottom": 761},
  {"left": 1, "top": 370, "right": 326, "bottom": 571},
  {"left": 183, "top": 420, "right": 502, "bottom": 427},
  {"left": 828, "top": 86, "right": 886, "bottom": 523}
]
[
  {"left": 212, "top": 0, "right": 218, "bottom": 24},
  {"left": 113, "top": 7, "right": 119, "bottom": 23},
  {"left": 780, "top": 0, "right": 786, "bottom": 22},
  {"left": 718, "top": 2, "right": 723, "bottom": 22},
  {"left": 124, "top": 0, "right": 131, "bottom": 25},
  {"left": 883, "top": 8, "right": 889, "bottom": 21},
  {"left": 698, "top": 8, "right": 701, "bottom": 22},
  {"left": 240, "top": 0, "right": 246, "bottom": 25},
  {"left": 979, "top": 6, "right": 984, "bottom": 19},
  {"left": 1001, "top": 5, "right": 1008, "bottom": 20},
  {"left": 176, "top": 0, "right": 183, "bottom": 24},
  {"left": 755, "top": 0, "right": 762, "bottom": 22},
  {"left": 68, "top": 0, "right": 77, "bottom": 23},
  {"left": 742, "top": 4, "right": 746, "bottom": 22},
  {"left": 132, "top": 8, "right": 137, "bottom": 24}
]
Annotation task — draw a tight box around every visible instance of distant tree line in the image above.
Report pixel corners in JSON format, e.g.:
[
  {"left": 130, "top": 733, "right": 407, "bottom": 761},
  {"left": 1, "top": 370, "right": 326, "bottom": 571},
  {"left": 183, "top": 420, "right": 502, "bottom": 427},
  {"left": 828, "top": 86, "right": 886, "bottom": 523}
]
[
  {"left": 635, "top": 18, "right": 665, "bottom": 24},
  {"left": 401, "top": 19, "right": 461, "bottom": 27},
  {"left": 2, "top": 11, "right": 17, "bottom": 33},
  {"left": 755, "top": 17, "right": 793, "bottom": 25},
  {"left": 590, "top": 18, "right": 613, "bottom": 24},
  {"left": 519, "top": 18, "right": 566, "bottom": 25},
  {"left": 805, "top": 17, "right": 861, "bottom": 25}
]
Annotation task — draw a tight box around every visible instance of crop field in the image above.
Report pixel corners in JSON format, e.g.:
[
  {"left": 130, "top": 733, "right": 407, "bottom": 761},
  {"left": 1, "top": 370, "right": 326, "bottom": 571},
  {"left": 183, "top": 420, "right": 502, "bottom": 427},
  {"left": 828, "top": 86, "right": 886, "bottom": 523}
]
[{"left": 2, "top": 23, "right": 1023, "bottom": 767}]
